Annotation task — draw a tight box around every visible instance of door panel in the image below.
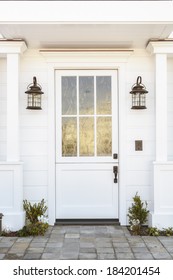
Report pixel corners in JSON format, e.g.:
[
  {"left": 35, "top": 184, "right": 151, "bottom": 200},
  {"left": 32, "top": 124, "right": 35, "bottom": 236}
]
[
  {"left": 56, "top": 164, "right": 118, "bottom": 218},
  {"left": 55, "top": 70, "right": 118, "bottom": 219}
]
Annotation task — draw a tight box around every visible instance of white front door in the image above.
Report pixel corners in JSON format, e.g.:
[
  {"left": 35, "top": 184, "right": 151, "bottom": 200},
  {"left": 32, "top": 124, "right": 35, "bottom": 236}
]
[{"left": 55, "top": 70, "right": 118, "bottom": 219}]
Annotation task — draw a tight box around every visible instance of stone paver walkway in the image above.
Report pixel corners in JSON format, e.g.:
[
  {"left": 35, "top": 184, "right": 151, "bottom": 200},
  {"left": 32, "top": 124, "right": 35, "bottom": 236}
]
[{"left": 0, "top": 225, "right": 173, "bottom": 260}]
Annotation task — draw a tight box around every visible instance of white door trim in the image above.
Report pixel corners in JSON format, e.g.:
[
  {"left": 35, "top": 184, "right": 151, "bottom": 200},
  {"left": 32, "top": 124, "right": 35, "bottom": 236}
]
[
  {"left": 41, "top": 50, "right": 132, "bottom": 225},
  {"left": 55, "top": 69, "right": 118, "bottom": 219}
]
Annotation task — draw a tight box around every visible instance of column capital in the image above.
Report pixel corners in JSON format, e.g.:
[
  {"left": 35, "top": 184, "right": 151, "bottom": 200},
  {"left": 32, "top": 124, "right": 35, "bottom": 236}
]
[
  {"left": 0, "top": 40, "right": 27, "bottom": 54},
  {"left": 146, "top": 40, "right": 173, "bottom": 55}
]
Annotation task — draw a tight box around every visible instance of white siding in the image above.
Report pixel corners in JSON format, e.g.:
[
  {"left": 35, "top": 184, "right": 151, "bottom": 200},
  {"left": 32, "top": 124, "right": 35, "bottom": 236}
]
[
  {"left": 2, "top": 48, "right": 172, "bottom": 223},
  {"left": 19, "top": 50, "right": 48, "bottom": 203},
  {"left": 125, "top": 50, "right": 155, "bottom": 220}
]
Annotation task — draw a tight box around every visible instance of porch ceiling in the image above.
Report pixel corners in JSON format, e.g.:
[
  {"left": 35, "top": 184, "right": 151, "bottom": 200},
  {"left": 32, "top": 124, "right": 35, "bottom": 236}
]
[{"left": 0, "top": 23, "right": 173, "bottom": 49}]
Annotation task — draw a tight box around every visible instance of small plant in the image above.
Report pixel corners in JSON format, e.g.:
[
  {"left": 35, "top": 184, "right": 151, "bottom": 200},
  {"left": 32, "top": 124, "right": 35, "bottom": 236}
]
[
  {"left": 162, "top": 227, "right": 173, "bottom": 237},
  {"left": 23, "top": 199, "right": 48, "bottom": 224},
  {"left": 128, "top": 192, "right": 149, "bottom": 234},
  {"left": 147, "top": 227, "right": 160, "bottom": 236},
  {"left": 130, "top": 219, "right": 141, "bottom": 235},
  {"left": 18, "top": 222, "right": 49, "bottom": 237},
  {"left": 20, "top": 199, "right": 49, "bottom": 236}
]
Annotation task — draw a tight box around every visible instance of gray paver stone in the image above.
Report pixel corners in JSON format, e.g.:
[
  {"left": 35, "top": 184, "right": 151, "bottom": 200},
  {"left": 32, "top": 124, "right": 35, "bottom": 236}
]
[
  {"left": 97, "top": 247, "right": 114, "bottom": 254},
  {"left": 41, "top": 253, "right": 61, "bottom": 260},
  {"left": 80, "top": 242, "right": 94, "bottom": 248},
  {"left": 113, "top": 242, "right": 130, "bottom": 248},
  {"left": 44, "top": 247, "right": 62, "bottom": 253},
  {"left": 98, "top": 254, "right": 116, "bottom": 260},
  {"left": 24, "top": 253, "right": 42, "bottom": 260},
  {"left": 46, "top": 242, "right": 63, "bottom": 248},
  {"left": 80, "top": 248, "right": 96, "bottom": 253},
  {"left": 115, "top": 247, "right": 132, "bottom": 253},
  {"left": 79, "top": 253, "right": 97, "bottom": 260},
  {"left": 60, "top": 253, "right": 79, "bottom": 260},
  {"left": 152, "top": 252, "right": 172, "bottom": 259},
  {"left": 132, "top": 247, "right": 150, "bottom": 253},
  {"left": 116, "top": 253, "right": 134, "bottom": 259},
  {"left": 134, "top": 253, "right": 154, "bottom": 260},
  {"left": 27, "top": 247, "right": 44, "bottom": 253}
]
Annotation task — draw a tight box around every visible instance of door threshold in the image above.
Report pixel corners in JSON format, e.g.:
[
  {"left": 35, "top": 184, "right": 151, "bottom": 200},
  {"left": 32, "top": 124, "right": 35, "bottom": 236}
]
[{"left": 55, "top": 219, "right": 120, "bottom": 225}]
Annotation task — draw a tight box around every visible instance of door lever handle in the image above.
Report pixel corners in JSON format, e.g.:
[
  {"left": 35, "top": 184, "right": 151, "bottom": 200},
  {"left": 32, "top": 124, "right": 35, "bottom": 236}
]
[{"left": 113, "top": 166, "right": 118, "bottom": 183}]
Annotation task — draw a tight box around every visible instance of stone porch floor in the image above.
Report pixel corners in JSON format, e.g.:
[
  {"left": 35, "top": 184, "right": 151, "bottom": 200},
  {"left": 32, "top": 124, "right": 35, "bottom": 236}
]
[{"left": 0, "top": 225, "right": 173, "bottom": 260}]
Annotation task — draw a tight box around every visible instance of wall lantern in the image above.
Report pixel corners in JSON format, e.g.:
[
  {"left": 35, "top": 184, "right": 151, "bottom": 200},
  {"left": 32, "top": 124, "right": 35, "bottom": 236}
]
[
  {"left": 130, "top": 76, "right": 148, "bottom": 109},
  {"left": 25, "top": 77, "right": 44, "bottom": 110}
]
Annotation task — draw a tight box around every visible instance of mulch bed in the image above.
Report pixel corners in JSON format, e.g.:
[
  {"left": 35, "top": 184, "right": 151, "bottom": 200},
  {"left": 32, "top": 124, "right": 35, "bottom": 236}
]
[
  {"left": 0, "top": 231, "right": 19, "bottom": 237},
  {"left": 127, "top": 226, "right": 149, "bottom": 236}
]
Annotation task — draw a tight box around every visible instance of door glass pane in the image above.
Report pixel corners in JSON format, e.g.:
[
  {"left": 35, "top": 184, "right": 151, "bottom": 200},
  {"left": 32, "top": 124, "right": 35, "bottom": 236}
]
[
  {"left": 79, "top": 117, "right": 94, "bottom": 156},
  {"left": 96, "top": 76, "right": 112, "bottom": 115},
  {"left": 79, "top": 76, "right": 94, "bottom": 115},
  {"left": 62, "top": 117, "right": 77, "bottom": 156},
  {"left": 62, "top": 77, "right": 77, "bottom": 115},
  {"left": 97, "top": 117, "right": 112, "bottom": 156}
]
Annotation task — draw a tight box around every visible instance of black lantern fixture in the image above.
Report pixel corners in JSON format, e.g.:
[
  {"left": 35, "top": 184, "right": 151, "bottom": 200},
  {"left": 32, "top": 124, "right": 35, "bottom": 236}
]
[
  {"left": 130, "top": 76, "right": 148, "bottom": 109},
  {"left": 25, "top": 77, "right": 44, "bottom": 110}
]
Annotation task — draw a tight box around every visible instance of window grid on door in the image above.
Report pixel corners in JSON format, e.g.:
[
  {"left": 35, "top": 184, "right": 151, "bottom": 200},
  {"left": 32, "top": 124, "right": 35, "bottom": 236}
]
[{"left": 61, "top": 75, "right": 112, "bottom": 158}]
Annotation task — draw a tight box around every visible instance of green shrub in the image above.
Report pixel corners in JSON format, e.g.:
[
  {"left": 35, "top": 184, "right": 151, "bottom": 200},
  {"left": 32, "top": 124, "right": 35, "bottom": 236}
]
[
  {"left": 18, "top": 222, "right": 49, "bottom": 237},
  {"left": 21, "top": 199, "right": 49, "bottom": 236},
  {"left": 147, "top": 227, "right": 160, "bottom": 236},
  {"left": 128, "top": 192, "right": 149, "bottom": 226},
  {"left": 128, "top": 192, "right": 149, "bottom": 235},
  {"left": 23, "top": 199, "right": 48, "bottom": 224},
  {"left": 163, "top": 227, "right": 173, "bottom": 237}
]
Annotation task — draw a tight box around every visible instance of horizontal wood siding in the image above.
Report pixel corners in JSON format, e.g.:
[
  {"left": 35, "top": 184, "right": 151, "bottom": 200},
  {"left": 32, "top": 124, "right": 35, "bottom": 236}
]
[
  {"left": 125, "top": 50, "right": 155, "bottom": 221},
  {"left": 1, "top": 48, "right": 173, "bottom": 223},
  {"left": 19, "top": 50, "right": 48, "bottom": 203}
]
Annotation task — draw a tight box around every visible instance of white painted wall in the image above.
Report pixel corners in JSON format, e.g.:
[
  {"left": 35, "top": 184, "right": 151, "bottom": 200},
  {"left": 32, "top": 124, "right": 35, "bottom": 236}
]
[
  {"left": 19, "top": 50, "right": 48, "bottom": 205},
  {"left": 125, "top": 50, "right": 155, "bottom": 222},
  {"left": 168, "top": 58, "right": 173, "bottom": 160},
  {"left": 1, "top": 48, "right": 172, "bottom": 226}
]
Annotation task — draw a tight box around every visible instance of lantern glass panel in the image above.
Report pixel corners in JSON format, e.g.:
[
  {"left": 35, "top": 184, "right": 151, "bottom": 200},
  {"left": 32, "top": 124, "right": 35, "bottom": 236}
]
[
  {"left": 27, "top": 93, "right": 42, "bottom": 109},
  {"left": 132, "top": 93, "right": 146, "bottom": 109}
]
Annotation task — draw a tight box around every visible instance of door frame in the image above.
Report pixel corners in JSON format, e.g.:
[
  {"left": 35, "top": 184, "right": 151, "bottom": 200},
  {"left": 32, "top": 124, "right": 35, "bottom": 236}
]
[
  {"left": 55, "top": 69, "right": 119, "bottom": 220},
  {"left": 40, "top": 49, "right": 133, "bottom": 225}
]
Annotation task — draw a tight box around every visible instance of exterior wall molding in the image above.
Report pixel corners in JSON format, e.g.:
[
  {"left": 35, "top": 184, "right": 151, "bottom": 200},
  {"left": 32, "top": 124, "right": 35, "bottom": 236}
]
[
  {"left": 0, "top": 40, "right": 27, "bottom": 55},
  {"left": 0, "top": 40, "right": 27, "bottom": 231},
  {"left": 41, "top": 50, "right": 133, "bottom": 225},
  {"left": 146, "top": 40, "right": 173, "bottom": 55},
  {"left": 0, "top": 162, "right": 25, "bottom": 231},
  {"left": 149, "top": 161, "right": 173, "bottom": 229},
  {"left": 146, "top": 40, "right": 173, "bottom": 229},
  {"left": 40, "top": 49, "right": 133, "bottom": 63}
]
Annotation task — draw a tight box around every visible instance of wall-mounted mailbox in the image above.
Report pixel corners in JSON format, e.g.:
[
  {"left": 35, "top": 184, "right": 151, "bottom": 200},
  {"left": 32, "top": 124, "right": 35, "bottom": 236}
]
[{"left": 135, "top": 140, "right": 143, "bottom": 151}]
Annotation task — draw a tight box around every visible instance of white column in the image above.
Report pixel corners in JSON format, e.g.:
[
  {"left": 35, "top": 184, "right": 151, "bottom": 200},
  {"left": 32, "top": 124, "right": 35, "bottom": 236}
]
[
  {"left": 146, "top": 41, "right": 173, "bottom": 229},
  {"left": 6, "top": 53, "right": 20, "bottom": 162},
  {"left": 155, "top": 53, "right": 167, "bottom": 162},
  {"left": 0, "top": 41, "right": 27, "bottom": 231}
]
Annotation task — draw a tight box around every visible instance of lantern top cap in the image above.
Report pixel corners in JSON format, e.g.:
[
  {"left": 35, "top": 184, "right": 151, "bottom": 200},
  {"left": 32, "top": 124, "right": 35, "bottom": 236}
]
[
  {"left": 25, "top": 76, "right": 44, "bottom": 95},
  {"left": 130, "top": 76, "right": 148, "bottom": 95}
]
